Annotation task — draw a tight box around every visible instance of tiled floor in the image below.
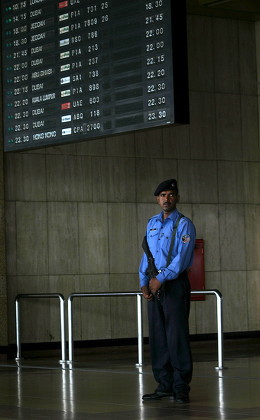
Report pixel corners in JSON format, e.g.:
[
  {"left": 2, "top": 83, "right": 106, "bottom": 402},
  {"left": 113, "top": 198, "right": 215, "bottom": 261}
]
[{"left": 0, "top": 338, "right": 259, "bottom": 419}]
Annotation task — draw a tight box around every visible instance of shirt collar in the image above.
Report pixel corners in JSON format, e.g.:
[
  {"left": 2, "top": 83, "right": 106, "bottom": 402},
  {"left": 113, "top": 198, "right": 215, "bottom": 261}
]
[{"left": 158, "top": 208, "right": 179, "bottom": 223}]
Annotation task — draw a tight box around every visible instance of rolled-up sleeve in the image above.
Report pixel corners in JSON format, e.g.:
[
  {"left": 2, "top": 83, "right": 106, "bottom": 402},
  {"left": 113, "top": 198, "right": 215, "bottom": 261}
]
[{"left": 139, "top": 253, "right": 149, "bottom": 287}]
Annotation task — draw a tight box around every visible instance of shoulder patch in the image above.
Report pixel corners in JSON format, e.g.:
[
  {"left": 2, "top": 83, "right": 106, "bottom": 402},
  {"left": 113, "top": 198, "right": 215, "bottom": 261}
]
[{"left": 182, "top": 234, "right": 191, "bottom": 244}]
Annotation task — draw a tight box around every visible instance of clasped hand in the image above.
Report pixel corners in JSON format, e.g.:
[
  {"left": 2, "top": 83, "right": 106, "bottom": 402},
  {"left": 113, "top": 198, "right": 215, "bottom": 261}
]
[{"left": 141, "top": 278, "right": 161, "bottom": 300}]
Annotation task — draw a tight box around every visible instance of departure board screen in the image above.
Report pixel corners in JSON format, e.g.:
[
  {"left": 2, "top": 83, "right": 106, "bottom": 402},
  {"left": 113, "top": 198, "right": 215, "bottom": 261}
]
[{"left": 1, "top": 0, "right": 189, "bottom": 152}]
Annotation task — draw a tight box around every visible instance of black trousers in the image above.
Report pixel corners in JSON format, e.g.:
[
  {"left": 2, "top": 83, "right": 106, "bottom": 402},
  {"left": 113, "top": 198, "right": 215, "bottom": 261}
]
[{"left": 147, "top": 273, "right": 192, "bottom": 394}]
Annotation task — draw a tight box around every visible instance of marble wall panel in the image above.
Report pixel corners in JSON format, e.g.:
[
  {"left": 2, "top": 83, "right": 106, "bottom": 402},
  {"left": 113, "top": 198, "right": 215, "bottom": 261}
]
[
  {"left": 7, "top": 275, "right": 50, "bottom": 343},
  {"left": 0, "top": 155, "right": 7, "bottom": 346},
  {"left": 238, "top": 21, "right": 257, "bottom": 95},
  {"left": 245, "top": 205, "right": 260, "bottom": 270},
  {"left": 257, "top": 21, "right": 260, "bottom": 85},
  {"left": 49, "top": 275, "right": 82, "bottom": 341},
  {"left": 45, "top": 143, "right": 77, "bottom": 155},
  {"left": 219, "top": 205, "right": 246, "bottom": 271},
  {"left": 0, "top": 137, "right": 3, "bottom": 154},
  {"left": 217, "top": 161, "right": 246, "bottom": 204},
  {"left": 109, "top": 274, "right": 140, "bottom": 339},
  {"left": 257, "top": 22, "right": 260, "bottom": 149},
  {"left": 0, "top": 275, "right": 7, "bottom": 297},
  {"left": 34, "top": 275, "right": 111, "bottom": 342},
  {"left": 4, "top": 154, "right": 46, "bottom": 201},
  {"left": 177, "top": 204, "right": 193, "bottom": 220},
  {"left": 194, "top": 272, "right": 221, "bottom": 334},
  {"left": 48, "top": 202, "right": 79, "bottom": 275},
  {"left": 162, "top": 125, "right": 191, "bottom": 160},
  {"left": 189, "top": 92, "right": 217, "bottom": 160},
  {"left": 7, "top": 276, "right": 18, "bottom": 342},
  {"left": 187, "top": 15, "right": 214, "bottom": 92},
  {"left": 0, "top": 297, "right": 8, "bottom": 345},
  {"left": 213, "top": 19, "right": 240, "bottom": 94},
  {"left": 0, "top": 162, "right": 4, "bottom": 201},
  {"left": 22, "top": 148, "right": 45, "bottom": 155},
  {"left": 244, "top": 163, "right": 260, "bottom": 204},
  {"left": 215, "top": 94, "right": 242, "bottom": 161},
  {"left": 108, "top": 203, "right": 139, "bottom": 274},
  {"left": 241, "top": 95, "right": 260, "bottom": 162},
  {"left": 136, "top": 158, "right": 178, "bottom": 203},
  {"left": 78, "top": 203, "right": 109, "bottom": 274},
  {"left": 45, "top": 274, "right": 111, "bottom": 342},
  {"left": 46, "top": 155, "right": 92, "bottom": 202},
  {"left": 91, "top": 156, "right": 136, "bottom": 202},
  {"left": 0, "top": 202, "right": 6, "bottom": 275},
  {"left": 178, "top": 160, "right": 218, "bottom": 204},
  {"left": 16, "top": 202, "right": 48, "bottom": 276},
  {"left": 221, "top": 271, "right": 248, "bottom": 332},
  {"left": 246, "top": 271, "right": 260, "bottom": 331},
  {"left": 4, "top": 202, "right": 16, "bottom": 276},
  {"left": 105, "top": 133, "right": 136, "bottom": 157},
  {"left": 77, "top": 275, "right": 111, "bottom": 341},
  {"left": 192, "top": 204, "right": 220, "bottom": 272},
  {"left": 76, "top": 138, "right": 107, "bottom": 156},
  {"left": 135, "top": 127, "right": 163, "bottom": 158}
]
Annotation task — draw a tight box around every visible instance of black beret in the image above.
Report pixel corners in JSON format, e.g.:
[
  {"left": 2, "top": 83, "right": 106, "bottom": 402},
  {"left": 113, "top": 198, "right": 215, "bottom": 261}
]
[{"left": 154, "top": 179, "right": 178, "bottom": 196}]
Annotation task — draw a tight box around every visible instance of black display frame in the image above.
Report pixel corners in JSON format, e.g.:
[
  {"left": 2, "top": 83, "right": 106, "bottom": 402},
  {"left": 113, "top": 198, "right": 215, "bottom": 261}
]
[{"left": 1, "top": 0, "right": 189, "bottom": 152}]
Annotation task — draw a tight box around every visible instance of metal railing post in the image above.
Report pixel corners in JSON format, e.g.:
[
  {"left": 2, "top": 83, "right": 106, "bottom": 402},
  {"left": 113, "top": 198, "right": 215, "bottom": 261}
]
[
  {"left": 14, "top": 293, "right": 66, "bottom": 363},
  {"left": 58, "top": 295, "right": 66, "bottom": 363},
  {"left": 15, "top": 297, "right": 21, "bottom": 361},
  {"left": 191, "top": 290, "right": 224, "bottom": 370},
  {"left": 67, "top": 295, "right": 73, "bottom": 363},
  {"left": 136, "top": 293, "right": 143, "bottom": 366},
  {"left": 215, "top": 291, "right": 224, "bottom": 370}
]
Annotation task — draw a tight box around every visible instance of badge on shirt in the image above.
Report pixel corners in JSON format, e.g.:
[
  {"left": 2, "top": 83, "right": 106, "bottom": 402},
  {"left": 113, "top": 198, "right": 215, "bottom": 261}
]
[{"left": 182, "top": 234, "right": 191, "bottom": 243}]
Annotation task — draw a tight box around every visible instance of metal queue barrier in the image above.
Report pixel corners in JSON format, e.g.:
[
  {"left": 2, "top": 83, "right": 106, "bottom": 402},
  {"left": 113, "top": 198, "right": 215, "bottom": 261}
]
[
  {"left": 67, "top": 292, "right": 143, "bottom": 366},
  {"left": 15, "top": 290, "right": 224, "bottom": 369},
  {"left": 67, "top": 289, "right": 224, "bottom": 369},
  {"left": 191, "top": 290, "right": 224, "bottom": 370},
  {"left": 15, "top": 293, "right": 66, "bottom": 363}
]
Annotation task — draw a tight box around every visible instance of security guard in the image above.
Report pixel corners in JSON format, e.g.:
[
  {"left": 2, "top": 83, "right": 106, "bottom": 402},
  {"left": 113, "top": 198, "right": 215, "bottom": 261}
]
[{"left": 139, "top": 179, "right": 196, "bottom": 403}]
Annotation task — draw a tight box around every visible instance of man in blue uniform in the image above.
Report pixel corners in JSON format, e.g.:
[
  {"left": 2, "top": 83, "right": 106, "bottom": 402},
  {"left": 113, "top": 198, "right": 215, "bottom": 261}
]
[{"left": 139, "top": 179, "right": 196, "bottom": 403}]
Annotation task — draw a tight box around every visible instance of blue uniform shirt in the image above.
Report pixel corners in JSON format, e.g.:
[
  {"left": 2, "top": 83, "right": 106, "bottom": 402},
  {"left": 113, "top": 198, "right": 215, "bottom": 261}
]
[{"left": 139, "top": 209, "right": 196, "bottom": 287}]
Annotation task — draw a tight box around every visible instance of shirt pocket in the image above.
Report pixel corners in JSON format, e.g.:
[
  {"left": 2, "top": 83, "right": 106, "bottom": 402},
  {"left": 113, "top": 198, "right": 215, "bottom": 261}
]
[{"left": 148, "top": 229, "right": 159, "bottom": 238}]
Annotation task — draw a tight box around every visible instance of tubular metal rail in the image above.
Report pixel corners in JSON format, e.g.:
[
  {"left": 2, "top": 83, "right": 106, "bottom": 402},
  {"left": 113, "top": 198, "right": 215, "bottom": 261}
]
[
  {"left": 191, "top": 290, "right": 224, "bottom": 370},
  {"left": 15, "top": 293, "right": 66, "bottom": 363},
  {"left": 67, "top": 292, "right": 143, "bottom": 366},
  {"left": 67, "top": 289, "right": 224, "bottom": 369}
]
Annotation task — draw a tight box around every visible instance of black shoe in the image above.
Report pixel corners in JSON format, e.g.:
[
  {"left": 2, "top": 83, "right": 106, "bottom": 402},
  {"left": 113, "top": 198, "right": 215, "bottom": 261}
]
[
  {"left": 175, "top": 392, "right": 190, "bottom": 403},
  {"left": 142, "top": 391, "right": 173, "bottom": 400}
]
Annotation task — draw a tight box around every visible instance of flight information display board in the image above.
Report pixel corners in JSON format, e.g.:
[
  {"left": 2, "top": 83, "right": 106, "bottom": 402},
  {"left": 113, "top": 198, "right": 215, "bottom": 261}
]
[{"left": 1, "top": 0, "right": 189, "bottom": 151}]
